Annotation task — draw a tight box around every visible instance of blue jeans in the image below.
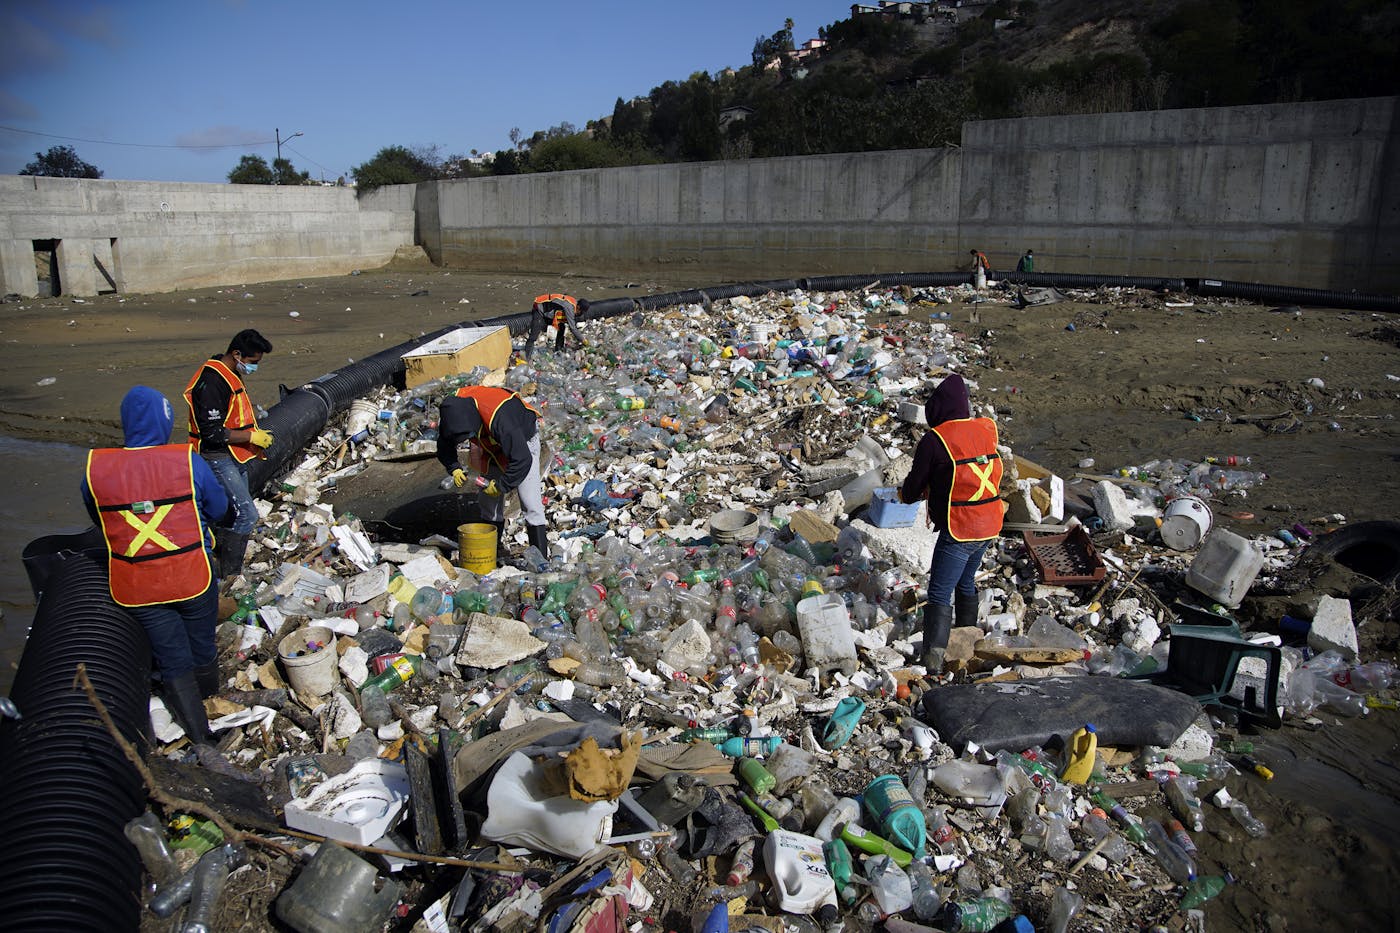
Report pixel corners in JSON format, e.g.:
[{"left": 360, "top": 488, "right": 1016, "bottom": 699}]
[
  {"left": 205, "top": 454, "right": 256, "bottom": 534},
  {"left": 130, "top": 577, "right": 218, "bottom": 678},
  {"left": 926, "top": 535, "right": 989, "bottom": 608}
]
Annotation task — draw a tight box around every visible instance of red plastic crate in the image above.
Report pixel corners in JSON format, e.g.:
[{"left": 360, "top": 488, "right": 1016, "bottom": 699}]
[{"left": 1022, "top": 526, "right": 1106, "bottom": 585}]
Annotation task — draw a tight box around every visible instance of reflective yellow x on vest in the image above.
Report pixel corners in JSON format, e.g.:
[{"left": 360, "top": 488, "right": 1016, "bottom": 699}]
[{"left": 932, "top": 417, "right": 1004, "bottom": 541}]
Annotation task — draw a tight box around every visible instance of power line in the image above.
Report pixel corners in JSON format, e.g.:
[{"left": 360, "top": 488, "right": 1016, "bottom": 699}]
[
  {"left": 283, "top": 143, "right": 336, "bottom": 177},
  {"left": 0, "top": 123, "right": 273, "bottom": 150}
]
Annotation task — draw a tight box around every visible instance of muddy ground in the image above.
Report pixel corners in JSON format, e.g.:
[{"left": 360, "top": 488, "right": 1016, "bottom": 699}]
[{"left": 2, "top": 262, "right": 1398, "bottom": 931}]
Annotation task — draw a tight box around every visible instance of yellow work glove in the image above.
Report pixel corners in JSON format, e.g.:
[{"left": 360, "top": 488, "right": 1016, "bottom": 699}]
[
  {"left": 481, "top": 479, "right": 501, "bottom": 496},
  {"left": 249, "top": 428, "right": 274, "bottom": 449},
  {"left": 452, "top": 468, "right": 469, "bottom": 488}
]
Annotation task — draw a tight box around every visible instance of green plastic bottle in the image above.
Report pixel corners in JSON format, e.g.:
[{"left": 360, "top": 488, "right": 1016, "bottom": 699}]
[
  {"left": 737, "top": 757, "right": 776, "bottom": 795},
  {"left": 1180, "top": 875, "right": 1228, "bottom": 910},
  {"left": 360, "top": 654, "right": 418, "bottom": 694},
  {"left": 822, "top": 838, "right": 857, "bottom": 903},
  {"left": 839, "top": 823, "right": 912, "bottom": 867},
  {"left": 940, "top": 897, "right": 1015, "bottom": 932}
]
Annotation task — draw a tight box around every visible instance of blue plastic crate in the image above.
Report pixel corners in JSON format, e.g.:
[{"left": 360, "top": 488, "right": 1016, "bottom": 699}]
[{"left": 868, "top": 488, "right": 920, "bottom": 528}]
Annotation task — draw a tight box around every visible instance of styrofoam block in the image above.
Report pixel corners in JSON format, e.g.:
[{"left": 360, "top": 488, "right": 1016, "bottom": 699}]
[
  {"left": 852, "top": 518, "right": 936, "bottom": 575},
  {"left": 1307, "top": 595, "right": 1358, "bottom": 660},
  {"left": 1091, "top": 481, "right": 1134, "bottom": 532},
  {"left": 1004, "top": 481, "right": 1043, "bottom": 525},
  {"left": 1163, "top": 715, "right": 1215, "bottom": 762}
]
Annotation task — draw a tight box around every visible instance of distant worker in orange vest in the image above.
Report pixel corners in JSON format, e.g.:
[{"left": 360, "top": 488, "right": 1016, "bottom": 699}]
[
  {"left": 525, "top": 293, "right": 589, "bottom": 359},
  {"left": 81, "top": 386, "right": 230, "bottom": 743},
  {"left": 437, "top": 385, "right": 550, "bottom": 561},
  {"left": 183, "top": 328, "right": 274, "bottom": 578},
  {"left": 969, "top": 249, "right": 991, "bottom": 273},
  {"left": 898, "top": 374, "right": 1004, "bottom": 674}
]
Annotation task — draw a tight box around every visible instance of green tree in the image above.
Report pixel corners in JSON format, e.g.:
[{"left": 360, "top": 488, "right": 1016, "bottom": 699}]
[
  {"left": 227, "top": 154, "right": 274, "bottom": 184},
  {"left": 20, "top": 145, "right": 102, "bottom": 178},
  {"left": 351, "top": 145, "right": 437, "bottom": 192},
  {"left": 271, "top": 157, "right": 311, "bottom": 185}
]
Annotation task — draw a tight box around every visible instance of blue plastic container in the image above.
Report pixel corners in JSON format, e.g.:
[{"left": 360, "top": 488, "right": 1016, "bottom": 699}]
[{"left": 868, "top": 488, "right": 920, "bottom": 528}]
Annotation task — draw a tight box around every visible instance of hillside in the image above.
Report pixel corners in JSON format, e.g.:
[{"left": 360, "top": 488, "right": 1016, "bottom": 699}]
[{"left": 451, "top": 0, "right": 1399, "bottom": 178}]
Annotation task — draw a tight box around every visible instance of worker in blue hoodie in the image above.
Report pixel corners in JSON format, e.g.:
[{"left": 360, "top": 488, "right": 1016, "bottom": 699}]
[
  {"left": 81, "top": 386, "right": 230, "bottom": 743},
  {"left": 898, "top": 374, "right": 1005, "bottom": 673}
]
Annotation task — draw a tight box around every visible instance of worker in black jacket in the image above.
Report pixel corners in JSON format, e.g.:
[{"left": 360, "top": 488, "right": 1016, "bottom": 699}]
[{"left": 437, "top": 385, "right": 549, "bottom": 560}]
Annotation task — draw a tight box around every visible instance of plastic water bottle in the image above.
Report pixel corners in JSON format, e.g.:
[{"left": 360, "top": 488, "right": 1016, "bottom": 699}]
[
  {"left": 178, "top": 844, "right": 240, "bottom": 933},
  {"left": 907, "top": 858, "right": 942, "bottom": 920},
  {"left": 1164, "top": 774, "right": 1205, "bottom": 832},
  {"left": 1047, "top": 886, "right": 1083, "bottom": 933},
  {"left": 1144, "top": 819, "right": 1197, "bottom": 883},
  {"left": 1081, "top": 808, "right": 1130, "bottom": 862},
  {"left": 1230, "top": 801, "right": 1268, "bottom": 837},
  {"left": 1180, "top": 874, "right": 1229, "bottom": 909},
  {"left": 938, "top": 896, "right": 1015, "bottom": 932},
  {"left": 410, "top": 585, "right": 454, "bottom": 624},
  {"left": 359, "top": 683, "right": 393, "bottom": 729},
  {"left": 123, "top": 812, "right": 176, "bottom": 885}
]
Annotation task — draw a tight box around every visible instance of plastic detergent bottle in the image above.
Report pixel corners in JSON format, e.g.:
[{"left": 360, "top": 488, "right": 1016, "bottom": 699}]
[
  {"left": 862, "top": 774, "right": 927, "bottom": 858},
  {"left": 1060, "top": 724, "right": 1098, "bottom": 784}
]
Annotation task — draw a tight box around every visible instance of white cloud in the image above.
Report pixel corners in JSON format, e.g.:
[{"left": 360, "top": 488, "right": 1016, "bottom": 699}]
[{"left": 174, "top": 125, "right": 269, "bottom": 150}]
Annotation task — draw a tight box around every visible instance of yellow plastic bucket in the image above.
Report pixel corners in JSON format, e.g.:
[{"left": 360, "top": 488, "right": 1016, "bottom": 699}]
[{"left": 458, "top": 522, "right": 497, "bottom": 574}]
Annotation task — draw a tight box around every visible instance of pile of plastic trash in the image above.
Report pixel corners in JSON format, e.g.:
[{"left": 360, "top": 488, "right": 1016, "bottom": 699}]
[{"left": 128, "top": 285, "right": 1395, "bottom": 933}]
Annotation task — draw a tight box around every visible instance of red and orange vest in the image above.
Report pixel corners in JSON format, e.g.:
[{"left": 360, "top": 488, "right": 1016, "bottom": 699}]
[
  {"left": 454, "top": 386, "right": 540, "bottom": 471},
  {"left": 931, "top": 418, "right": 1004, "bottom": 541},
  {"left": 87, "top": 445, "right": 212, "bottom": 606},
  {"left": 183, "top": 358, "right": 261, "bottom": 463}
]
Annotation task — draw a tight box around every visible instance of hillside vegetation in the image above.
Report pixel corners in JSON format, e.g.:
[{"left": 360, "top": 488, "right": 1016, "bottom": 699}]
[{"left": 353, "top": 0, "right": 1399, "bottom": 187}]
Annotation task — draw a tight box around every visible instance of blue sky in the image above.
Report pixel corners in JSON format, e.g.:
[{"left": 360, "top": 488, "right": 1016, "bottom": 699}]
[{"left": 0, "top": 1, "right": 857, "bottom": 184}]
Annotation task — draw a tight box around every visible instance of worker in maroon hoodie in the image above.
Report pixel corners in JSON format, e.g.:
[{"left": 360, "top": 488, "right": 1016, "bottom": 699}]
[{"left": 898, "top": 374, "right": 1004, "bottom": 673}]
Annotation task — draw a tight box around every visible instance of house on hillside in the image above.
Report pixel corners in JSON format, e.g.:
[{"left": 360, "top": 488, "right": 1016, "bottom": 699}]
[{"left": 719, "top": 106, "right": 755, "bottom": 131}]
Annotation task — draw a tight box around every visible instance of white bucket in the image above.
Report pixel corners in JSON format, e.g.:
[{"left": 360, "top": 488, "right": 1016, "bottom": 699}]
[
  {"left": 346, "top": 399, "right": 378, "bottom": 436},
  {"left": 278, "top": 626, "right": 338, "bottom": 696},
  {"left": 796, "top": 593, "right": 858, "bottom": 678},
  {"left": 750, "top": 322, "right": 772, "bottom": 344},
  {"left": 1161, "top": 495, "right": 1213, "bottom": 550}
]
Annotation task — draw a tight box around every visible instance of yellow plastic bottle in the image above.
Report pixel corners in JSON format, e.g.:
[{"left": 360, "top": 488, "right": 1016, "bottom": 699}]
[{"left": 1061, "top": 724, "right": 1099, "bottom": 785}]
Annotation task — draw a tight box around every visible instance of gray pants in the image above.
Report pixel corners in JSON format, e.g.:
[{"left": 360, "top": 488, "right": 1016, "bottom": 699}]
[{"left": 480, "top": 435, "right": 545, "bottom": 526}]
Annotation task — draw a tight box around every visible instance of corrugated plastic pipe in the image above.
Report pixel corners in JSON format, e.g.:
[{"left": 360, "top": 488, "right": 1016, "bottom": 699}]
[{"left": 0, "top": 551, "right": 152, "bottom": 933}]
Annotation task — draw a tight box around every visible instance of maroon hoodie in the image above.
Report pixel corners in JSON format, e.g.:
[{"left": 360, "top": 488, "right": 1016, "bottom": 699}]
[{"left": 898, "top": 374, "right": 973, "bottom": 533}]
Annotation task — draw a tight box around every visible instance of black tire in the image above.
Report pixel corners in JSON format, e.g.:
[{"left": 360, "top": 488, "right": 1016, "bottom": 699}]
[{"left": 1300, "top": 520, "right": 1400, "bottom": 584}]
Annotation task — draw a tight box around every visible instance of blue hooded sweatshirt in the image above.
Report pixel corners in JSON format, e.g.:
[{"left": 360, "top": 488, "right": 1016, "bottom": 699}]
[{"left": 81, "top": 386, "right": 230, "bottom": 551}]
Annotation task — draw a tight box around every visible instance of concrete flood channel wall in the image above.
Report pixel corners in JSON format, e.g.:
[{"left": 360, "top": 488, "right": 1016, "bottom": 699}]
[
  {"left": 423, "top": 96, "right": 1399, "bottom": 293},
  {"left": 0, "top": 96, "right": 1395, "bottom": 297},
  {"left": 0, "top": 178, "right": 416, "bottom": 297}
]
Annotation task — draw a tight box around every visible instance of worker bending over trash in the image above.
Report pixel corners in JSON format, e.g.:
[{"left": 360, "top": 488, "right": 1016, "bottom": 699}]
[
  {"left": 899, "top": 374, "right": 1005, "bottom": 674},
  {"left": 82, "top": 386, "right": 229, "bottom": 742},
  {"left": 525, "top": 293, "right": 589, "bottom": 359},
  {"left": 437, "top": 385, "right": 550, "bottom": 562}
]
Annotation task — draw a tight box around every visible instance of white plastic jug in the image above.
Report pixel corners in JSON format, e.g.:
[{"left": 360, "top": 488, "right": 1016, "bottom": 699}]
[
  {"left": 480, "top": 752, "right": 616, "bottom": 860},
  {"left": 796, "top": 594, "right": 858, "bottom": 678},
  {"left": 764, "top": 829, "right": 837, "bottom": 914},
  {"left": 1186, "top": 528, "right": 1264, "bottom": 608}
]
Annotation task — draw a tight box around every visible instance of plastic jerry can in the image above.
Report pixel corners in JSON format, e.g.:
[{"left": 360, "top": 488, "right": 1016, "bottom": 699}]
[
  {"left": 636, "top": 772, "right": 708, "bottom": 828},
  {"left": 1060, "top": 724, "right": 1098, "bottom": 785},
  {"left": 1185, "top": 528, "right": 1265, "bottom": 608},
  {"left": 795, "top": 593, "right": 858, "bottom": 678},
  {"left": 862, "top": 774, "right": 927, "bottom": 857},
  {"left": 764, "top": 829, "right": 837, "bottom": 914}
]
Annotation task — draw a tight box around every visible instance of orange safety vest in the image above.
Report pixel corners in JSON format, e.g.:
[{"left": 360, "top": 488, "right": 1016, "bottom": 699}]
[
  {"left": 87, "top": 445, "right": 212, "bottom": 606},
  {"left": 534, "top": 293, "right": 577, "bottom": 326},
  {"left": 972, "top": 251, "right": 990, "bottom": 271},
  {"left": 183, "top": 358, "right": 261, "bottom": 463},
  {"left": 454, "top": 386, "right": 541, "bottom": 471},
  {"left": 931, "top": 418, "right": 1004, "bottom": 541}
]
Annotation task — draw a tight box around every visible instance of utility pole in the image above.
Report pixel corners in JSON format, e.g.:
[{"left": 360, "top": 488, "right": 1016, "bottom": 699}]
[{"left": 274, "top": 127, "right": 303, "bottom": 184}]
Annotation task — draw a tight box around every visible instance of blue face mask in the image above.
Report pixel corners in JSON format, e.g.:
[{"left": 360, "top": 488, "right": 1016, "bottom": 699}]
[{"left": 239, "top": 360, "right": 258, "bottom": 375}]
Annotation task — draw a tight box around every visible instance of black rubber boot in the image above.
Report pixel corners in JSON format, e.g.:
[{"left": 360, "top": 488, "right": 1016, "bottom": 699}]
[
  {"left": 954, "top": 590, "right": 980, "bottom": 631},
  {"left": 492, "top": 520, "right": 507, "bottom": 565},
  {"left": 921, "top": 603, "right": 955, "bottom": 674},
  {"left": 526, "top": 523, "right": 550, "bottom": 561},
  {"left": 217, "top": 531, "right": 249, "bottom": 578},
  {"left": 164, "top": 672, "right": 214, "bottom": 744},
  {"left": 194, "top": 662, "right": 222, "bottom": 699}
]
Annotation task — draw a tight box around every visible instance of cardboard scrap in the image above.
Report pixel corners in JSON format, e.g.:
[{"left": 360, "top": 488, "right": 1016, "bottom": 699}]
[{"left": 548, "top": 733, "right": 643, "bottom": 803}]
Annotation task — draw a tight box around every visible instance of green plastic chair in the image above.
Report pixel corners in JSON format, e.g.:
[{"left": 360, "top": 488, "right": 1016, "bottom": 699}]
[{"left": 1129, "top": 624, "right": 1282, "bottom": 729}]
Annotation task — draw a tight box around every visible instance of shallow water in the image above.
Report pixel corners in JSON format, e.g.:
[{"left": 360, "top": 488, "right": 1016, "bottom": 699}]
[{"left": 0, "top": 434, "right": 89, "bottom": 694}]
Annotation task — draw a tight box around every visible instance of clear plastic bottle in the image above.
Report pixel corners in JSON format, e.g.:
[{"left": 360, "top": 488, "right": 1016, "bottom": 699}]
[
  {"left": 1164, "top": 774, "right": 1205, "bottom": 832},
  {"left": 1047, "top": 887, "right": 1083, "bottom": 933},
  {"left": 1144, "top": 819, "right": 1197, "bottom": 884},
  {"left": 410, "top": 585, "right": 454, "bottom": 624},
  {"left": 1229, "top": 800, "right": 1268, "bottom": 837},
  {"left": 866, "top": 854, "right": 913, "bottom": 916},
  {"left": 123, "top": 811, "right": 176, "bottom": 885},
  {"left": 907, "top": 859, "right": 943, "bottom": 921},
  {"left": 149, "top": 864, "right": 197, "bottom": 918},
  {"left": 1080, "top": 808, "right": 1130, "bottom": 863},
  {"left": 178, "top": 843, "right": 240, "bottom": 933},
  {"left": 1043, "top": 812, "right": 1075, "bottom": 863}
]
